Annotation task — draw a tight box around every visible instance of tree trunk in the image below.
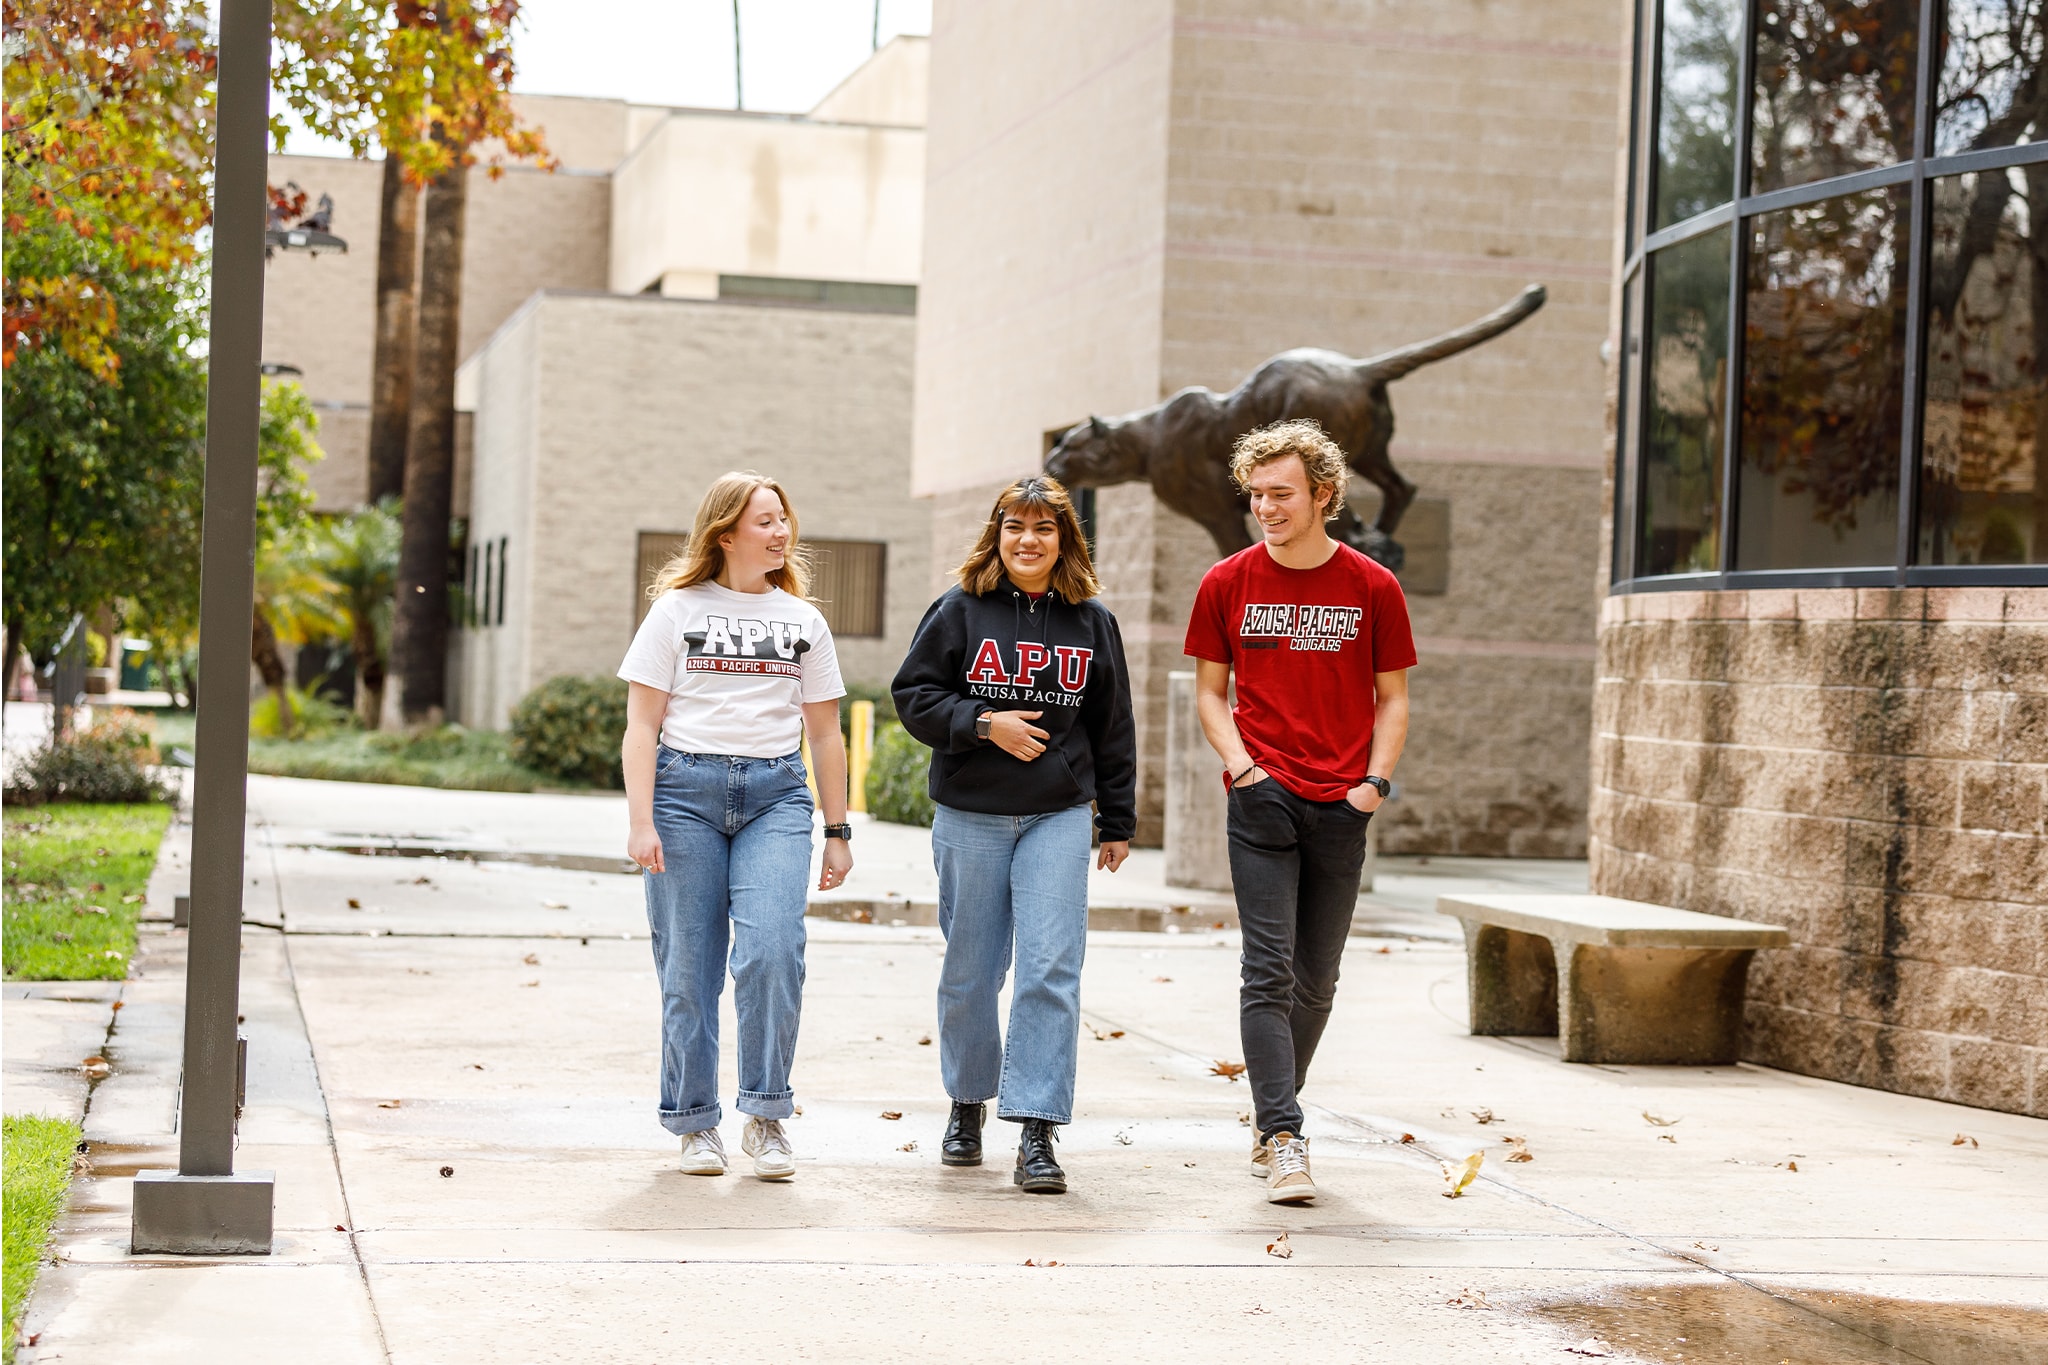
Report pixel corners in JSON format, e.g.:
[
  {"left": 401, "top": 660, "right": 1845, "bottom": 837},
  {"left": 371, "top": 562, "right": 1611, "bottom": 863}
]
[
  {"left": 367, "top": 156, "right": 420, "bottom": 504},
  {"left": 352, "top": 609, "right": 386, "bottom": 728},
  {"left": 3, "top": 618, "right": 21, "bottom": 703},
  {"left": 252, "top": 603, "right": 295, "bottom": 737},
  {"left": 388, "top": 155, "right": 466, "bottom": 728}
]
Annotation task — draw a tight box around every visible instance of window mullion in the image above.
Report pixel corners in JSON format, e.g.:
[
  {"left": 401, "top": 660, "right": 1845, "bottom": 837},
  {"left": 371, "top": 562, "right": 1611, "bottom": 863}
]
[
  {"left": 1718, "top": 0, "right": 1759, "bottom": 573},
  {"left": 1897, "top": 0, "right": 1940, "bottom": 578}
]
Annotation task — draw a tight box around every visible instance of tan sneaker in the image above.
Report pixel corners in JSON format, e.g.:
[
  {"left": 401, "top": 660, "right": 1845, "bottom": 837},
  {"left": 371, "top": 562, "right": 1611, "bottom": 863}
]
[
  {"left": 1250, "top": 1128, "right": 1272, "bottom": 1179},
  {"left": 679, "top": 1128, "right": 726, "bottom": 1176},
  {"left": 742, "top": 1116, "right": 796, "bottom": 1180},
  {"left": 1265, "top": 1132, "right": 1317, "bottom": 1204}
]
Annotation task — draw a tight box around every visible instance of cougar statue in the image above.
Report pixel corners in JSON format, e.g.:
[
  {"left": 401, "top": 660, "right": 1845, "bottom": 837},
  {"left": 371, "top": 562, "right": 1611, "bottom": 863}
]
[{"left": 1045, "top": 284, "right": 1546, "bottom": 570}]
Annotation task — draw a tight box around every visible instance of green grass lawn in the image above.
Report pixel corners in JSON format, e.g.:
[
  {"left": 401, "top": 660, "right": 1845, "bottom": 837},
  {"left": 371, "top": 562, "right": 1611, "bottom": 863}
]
[
  {"left": 3, "top": 1115, "right": 82, "bottom": 1361},
  {"left": 245, "top": 727, "right": 562, "bottom": 792},
  {"left": 2, "top": 803, "right": 173, "bottom": 981}
]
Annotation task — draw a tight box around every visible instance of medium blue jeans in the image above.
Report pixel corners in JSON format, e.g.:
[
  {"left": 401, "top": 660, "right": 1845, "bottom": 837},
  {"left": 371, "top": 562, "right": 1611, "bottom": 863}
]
[
  {"left": 931, "top": 802, "right": 1092, "bottom": 1125},
  {"left": 643, "top": 745, "right": 814, "bottom": 1134}
]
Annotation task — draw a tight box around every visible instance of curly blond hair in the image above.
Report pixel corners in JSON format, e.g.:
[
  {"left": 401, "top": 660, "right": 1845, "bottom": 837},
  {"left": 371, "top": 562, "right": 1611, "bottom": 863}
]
[{"left": 1229, "top": 419, "right": 1348, "bottom": 520}]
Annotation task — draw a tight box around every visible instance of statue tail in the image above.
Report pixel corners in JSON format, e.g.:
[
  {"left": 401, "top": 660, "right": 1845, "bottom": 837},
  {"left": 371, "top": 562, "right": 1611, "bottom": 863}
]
[{"left": 1355, "top": 283, "right": 1547, "bottom": 383}]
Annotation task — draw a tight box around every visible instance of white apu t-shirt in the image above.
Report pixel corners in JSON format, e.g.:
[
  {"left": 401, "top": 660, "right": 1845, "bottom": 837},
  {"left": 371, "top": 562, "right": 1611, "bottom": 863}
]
[{"left": 617, "top": 582, "right": 845, "bottom": 758}]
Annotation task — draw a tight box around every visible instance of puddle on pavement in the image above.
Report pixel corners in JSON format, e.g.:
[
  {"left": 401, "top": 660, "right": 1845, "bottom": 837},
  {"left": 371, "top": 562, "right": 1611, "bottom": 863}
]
[
  {"left": 1536, "top": 1281, "right": 2048, "bottom": 1364},
  {"left": 295, "top": 840, "right": 637, "bottom": 876},
  {"left": 297, "top": 841, "right": 1241, "bottom": 933}
]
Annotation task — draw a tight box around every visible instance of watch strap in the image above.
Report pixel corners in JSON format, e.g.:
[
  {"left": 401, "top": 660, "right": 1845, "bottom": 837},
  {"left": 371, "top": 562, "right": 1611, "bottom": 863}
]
[
  {"left": 974, "top": 711, "right": 994, "bottom": 740},
  {"left": 823, "top": 822, "right": 853, "bottom": 840}
]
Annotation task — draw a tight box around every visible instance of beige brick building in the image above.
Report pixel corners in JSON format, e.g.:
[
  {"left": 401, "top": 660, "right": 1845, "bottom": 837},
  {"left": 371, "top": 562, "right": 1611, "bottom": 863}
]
[
  {"left": 458, "top": 294, "right": 923, "bottom": 728},
  {"left": 1595, "top": 2, "right": 2046, "bottom": 1115},
  {"left": 259, "top": 40, "right": 934, "bottom": 707},
  {"left": 913, "top": 0, "right": 1626, "bottom": 849}
]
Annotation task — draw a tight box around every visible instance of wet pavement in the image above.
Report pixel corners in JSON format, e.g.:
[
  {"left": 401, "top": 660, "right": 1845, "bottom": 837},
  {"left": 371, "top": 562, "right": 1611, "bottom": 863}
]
[{"left": 9, "top": 776, "right": 2045, "bottom": 1364}]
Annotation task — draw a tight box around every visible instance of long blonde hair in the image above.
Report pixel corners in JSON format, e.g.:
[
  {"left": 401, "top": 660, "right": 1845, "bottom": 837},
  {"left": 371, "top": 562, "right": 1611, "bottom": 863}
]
[
  {"left": 650, "top": 471, "right": 812, "bottom": 599},
  {"left": 955, "top": 475, "right": 1101, "bottom": 600}
]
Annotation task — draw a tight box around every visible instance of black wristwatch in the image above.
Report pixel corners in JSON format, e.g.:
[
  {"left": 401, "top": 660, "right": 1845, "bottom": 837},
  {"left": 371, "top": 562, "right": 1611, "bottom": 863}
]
[
  {"left": 1361, "top": 775, "right": 1392, "bottom": 799},
  {"left": 974, "top": 711, "right": 994, "bottom": 741},
  {"left": 823, "top": 822, "right": 853, "bottom": 841}
]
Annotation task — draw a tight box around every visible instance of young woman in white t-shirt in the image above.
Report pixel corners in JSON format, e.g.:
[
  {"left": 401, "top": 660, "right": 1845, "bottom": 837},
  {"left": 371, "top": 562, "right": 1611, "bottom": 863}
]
[{"left": 619, "top": 471, "right": 853, "bottom": 1180}]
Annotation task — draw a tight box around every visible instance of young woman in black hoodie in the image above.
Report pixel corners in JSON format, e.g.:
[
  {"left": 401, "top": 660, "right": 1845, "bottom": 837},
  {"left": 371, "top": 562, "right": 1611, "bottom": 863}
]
[{"left": 892, "top": 476, "right": 1137, "bottom": 1194}]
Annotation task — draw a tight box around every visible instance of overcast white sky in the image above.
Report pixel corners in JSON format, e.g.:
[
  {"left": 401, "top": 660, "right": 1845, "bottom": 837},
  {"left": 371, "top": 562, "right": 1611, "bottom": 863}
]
[{"left": 277, "top": 0, "right": 932, "bottom": 155}]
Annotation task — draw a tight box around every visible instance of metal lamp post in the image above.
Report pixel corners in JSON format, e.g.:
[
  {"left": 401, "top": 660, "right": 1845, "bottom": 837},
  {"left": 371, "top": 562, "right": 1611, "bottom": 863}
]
[{"left": 130, "top": 0, "right": 277, "bottom": 1255}]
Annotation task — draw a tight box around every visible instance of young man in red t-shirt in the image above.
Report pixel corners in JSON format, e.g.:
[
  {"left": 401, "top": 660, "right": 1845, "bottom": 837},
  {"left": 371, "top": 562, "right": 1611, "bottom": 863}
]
[{"left": 1183, "top": 419, "right": 1416, "bottom": 1205}]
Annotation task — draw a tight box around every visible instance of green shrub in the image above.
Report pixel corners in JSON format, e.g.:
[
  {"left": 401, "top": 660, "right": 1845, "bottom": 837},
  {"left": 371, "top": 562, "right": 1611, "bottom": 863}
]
[
  {"left": 865, "top": 721, "right": 934, "bottom": 827},
  {"left": 250, "top": 686, "right": 354, "bottom": 739},
  {"left": 2, "top": 728, "right": 169, "bottom": 807},
  {"left": 508, "top": 674, "right": 628, "bottom": 787}
]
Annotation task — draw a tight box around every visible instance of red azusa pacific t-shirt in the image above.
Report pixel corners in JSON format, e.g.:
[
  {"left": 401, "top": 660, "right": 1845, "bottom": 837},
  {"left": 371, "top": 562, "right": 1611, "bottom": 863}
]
[{"left": 1183, "top": 542, "right": 1417, "bottom": 803}]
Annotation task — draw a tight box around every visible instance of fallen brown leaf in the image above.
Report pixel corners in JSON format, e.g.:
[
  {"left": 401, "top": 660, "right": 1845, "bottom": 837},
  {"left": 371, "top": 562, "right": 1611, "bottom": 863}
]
[
  {"left": 1777, "top": 1160, "right": 1799, "bottom": 1172},
  {"left": 1953, "top": 1133, "right": 1979, "bottom": 1148},
  {"left": 522, "top": 953, "right": 540, "bottom": 965},
  {"left": 334, "top": 1223, "right": 347, "bottom": 1232},
  {"left": 1642, "top": 1110, "right": 1680, "bottom": 1127},
  {"left": 1400, "top": 1133, "right": 1417, "bottom": 1144},
  {"left": 81, "top": 1056, "right": 110, "bottom": 1080},
  {"left": 1565, "top": 1339, "right": 1613, "bottom": 1358},
  {"left": 438, "top": 1165, "right": 454, "bottom": 1178},
  {"left": 1446, "top": 1288, "right": 1490, "bottom": 1310},
  {"left": 1184, "top": 1160, "right": 1197, "bottom": 1167},
  {"left": 468, "top": 1063, "right": 485, "bottom": 1071},
  {"left": 880, "top": 1110, "right": 903, "bottom": 1120},
  {"left": 520, "top": 980, "right": 539, "bottom": 988},
  {"left": 1022, "top": 1259, "right": 1062, "bottom": 1267},
  {"left": 347, "top": 898, "right": 361, "bottom": 909},
  {"left": 793, "top": 1105, "right": 803, "bottom": 1116},
  {"left": 1658, "top": 1133, "right": 1677, "bottom": 1144},
  {"left": 1502, "top": 1136, "right": 1533, "bottom": 1163},
  {"left": 1265, "top": 1232, "right": 1293, "bottom": 1259},
  {"left": 918, "top": 1035, "right": 932, "bottom": 1046},
  {"left": 898, "top": 1140, "right": 918, "bottom": 1152},
  {"left": 1470, "top": 1107, "right": 1497, "bottom": 1124},
  {"left": 377, "top": 1100, "right": 403, "bottom": 1109},
  {"left": 1210, "top": 1060, "right": 1247, "bottom": 1081},
  {"left": 1237, "top": 1111, "right": 1252, "bottom": 1126},
  {"left": 541, "top": 900, "right": 568, "bottom": 910},
  {"left": 1152, "top": 975, "right": 1173, "bottom": 983}
]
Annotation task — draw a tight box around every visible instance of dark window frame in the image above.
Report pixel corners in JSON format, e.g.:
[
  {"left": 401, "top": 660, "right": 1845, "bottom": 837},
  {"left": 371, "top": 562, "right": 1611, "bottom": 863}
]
[{"left": 1616, "top": 0, "right": 2048, "bottom": 590}]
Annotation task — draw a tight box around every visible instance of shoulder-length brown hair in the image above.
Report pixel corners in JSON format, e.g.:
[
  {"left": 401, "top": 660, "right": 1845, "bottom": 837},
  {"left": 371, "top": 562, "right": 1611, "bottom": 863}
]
[
  {"left": 650, "top": 471, "right": 812, "bottom": 600},
  {"left": 955, "top": 475, "right": 1101, "bottom": 600}
]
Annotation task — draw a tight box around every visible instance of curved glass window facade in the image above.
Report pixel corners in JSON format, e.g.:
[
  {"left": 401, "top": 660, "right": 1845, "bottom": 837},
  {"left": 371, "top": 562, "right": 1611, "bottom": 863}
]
[{"left": 1616, "top": 0, "right": 2048, "bottom": 588}]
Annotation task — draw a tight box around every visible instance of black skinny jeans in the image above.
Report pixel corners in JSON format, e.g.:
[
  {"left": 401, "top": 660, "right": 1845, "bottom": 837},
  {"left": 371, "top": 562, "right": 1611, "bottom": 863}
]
[{"left": 1226, "top": 778, "right": 1373, "bottom": 1139}]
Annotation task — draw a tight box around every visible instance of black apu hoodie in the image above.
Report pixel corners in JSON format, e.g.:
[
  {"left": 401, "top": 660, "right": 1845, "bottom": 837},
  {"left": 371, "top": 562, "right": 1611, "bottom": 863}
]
[{"left": 891, "top": 580, "right": 1138, "bottom": 841}]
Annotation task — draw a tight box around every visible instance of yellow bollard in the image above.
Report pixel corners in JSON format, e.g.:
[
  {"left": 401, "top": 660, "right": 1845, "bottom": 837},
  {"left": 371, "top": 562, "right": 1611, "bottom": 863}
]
[{"left": 847, "top": 699, "right": 874, "bottom": 814}]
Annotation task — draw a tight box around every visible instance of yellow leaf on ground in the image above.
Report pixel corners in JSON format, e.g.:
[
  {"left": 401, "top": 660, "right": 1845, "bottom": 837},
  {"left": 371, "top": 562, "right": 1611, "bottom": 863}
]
[{"left": 1441, "top": 1151, "right": 1483, "bottom": 1198}]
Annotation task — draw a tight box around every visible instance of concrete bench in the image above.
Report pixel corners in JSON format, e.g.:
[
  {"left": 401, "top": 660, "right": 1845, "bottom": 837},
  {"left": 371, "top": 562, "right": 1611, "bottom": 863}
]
[{"left": 1435, "top": 893, "right": 1791, "bottom": 1065}]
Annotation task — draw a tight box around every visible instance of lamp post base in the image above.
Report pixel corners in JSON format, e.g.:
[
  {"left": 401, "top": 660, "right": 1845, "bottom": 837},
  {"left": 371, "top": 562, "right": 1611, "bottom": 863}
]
[{"left": 130, "top": 1170, "right": 275, "bottom": 1254}]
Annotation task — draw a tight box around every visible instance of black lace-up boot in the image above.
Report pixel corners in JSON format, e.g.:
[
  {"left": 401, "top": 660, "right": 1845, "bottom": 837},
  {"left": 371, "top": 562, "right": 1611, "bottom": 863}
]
[
  {"left": 942, "top": 1101, "right": 985, "bottom": 1167},
  {"left": 1013, "top": 1118, "right": 1066, "bottom": 1194}
]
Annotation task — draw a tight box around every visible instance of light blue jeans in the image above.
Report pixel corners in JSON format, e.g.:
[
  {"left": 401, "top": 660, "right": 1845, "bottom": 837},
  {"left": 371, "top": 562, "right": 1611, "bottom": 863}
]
[
  {"left": 932, "top": 802, "right": 1092, "bottom": 1125},
  {"left": 643, "top": 745, "right": 814, "bottom": 1134}
]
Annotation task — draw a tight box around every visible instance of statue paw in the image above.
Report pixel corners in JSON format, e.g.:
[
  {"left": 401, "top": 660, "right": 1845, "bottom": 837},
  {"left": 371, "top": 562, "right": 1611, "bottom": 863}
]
[{"left": 1355, "top": 526, "right": 1406, "bottom": 574}]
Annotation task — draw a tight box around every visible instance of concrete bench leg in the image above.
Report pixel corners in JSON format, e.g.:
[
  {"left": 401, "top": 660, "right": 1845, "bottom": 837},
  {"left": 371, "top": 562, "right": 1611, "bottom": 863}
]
[
  {"left": 1560, "top": 945, "right": 1756, "bottom": 1064},
  {"left": 1459, "top": 921, "right": 1558, "bottom": 1036}
]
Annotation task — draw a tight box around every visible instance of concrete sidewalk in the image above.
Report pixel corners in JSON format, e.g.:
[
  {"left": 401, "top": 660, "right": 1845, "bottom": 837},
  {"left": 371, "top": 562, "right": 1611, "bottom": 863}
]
[{"left": 11, "top": 775, "right": 2047, "bottom": 1363}]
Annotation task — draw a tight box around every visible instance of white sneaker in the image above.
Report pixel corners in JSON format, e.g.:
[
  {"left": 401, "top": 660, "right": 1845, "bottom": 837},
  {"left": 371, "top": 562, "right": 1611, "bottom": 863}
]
[
  {"left": 742, "top": 1116, "right": 796, "bottom": 1180},
  {"left": 1250, "top": 1128, "right": 1272, "bottom": 1179},
  {"left": 679, "top": 1128, "right": 727, "bottom": 1176},
  {"left": 1265, "top": 1132, "right": 1317, "bottom": 1204}
]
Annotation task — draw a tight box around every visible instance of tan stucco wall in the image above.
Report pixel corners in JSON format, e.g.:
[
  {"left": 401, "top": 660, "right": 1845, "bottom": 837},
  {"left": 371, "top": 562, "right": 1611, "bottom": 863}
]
[
  {"left": 460, "top": 293, "right": 927, "bottom": 728},
  {"left": 608, "top": 114, "right": 925, "bottom": 298},
  {"left": 810, "top": 34, "right": 929, "bottom": 127},
  {"left": 1591, "top": 587, "right": 2048, "bottom": 1118},
  {"left": 913, "top": 0, "right": 1624, "bottom": 845},
  {"left": 912, "top": 0, "right": 1173, "bottom": 499}
]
